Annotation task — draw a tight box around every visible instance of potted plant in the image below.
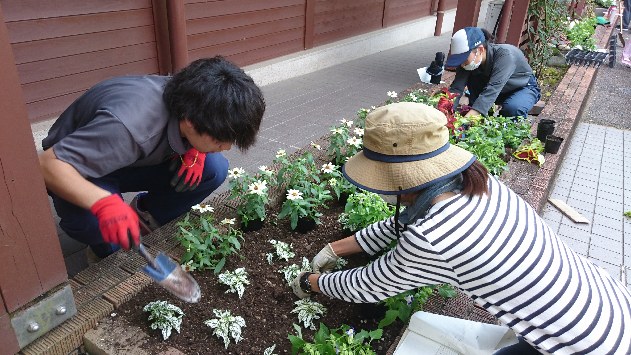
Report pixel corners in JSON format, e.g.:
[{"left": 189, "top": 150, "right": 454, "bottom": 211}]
[
  {"left": 320, "top": 162, "right": 357, "bottom": 205},
  {"left": 228, "top": 166, "right": 274, "bottom": 232},
  {"left": 278, "top": 182, "right": 332, "bottom": 233},
  {"left": 327, "top": 119, "right": 363, "bottom": 166}
]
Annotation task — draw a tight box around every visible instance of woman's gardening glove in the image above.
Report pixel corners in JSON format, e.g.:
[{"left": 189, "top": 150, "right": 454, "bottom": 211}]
[
  {"left": 169, "top": 148, "right": 206, "bottom": 192},
  {"left": 291, "top": 272, "right": 313, "bottom": 299},
  {"left": 311, "top": 243, "right": 339, "bottom": 273},
  {"left": 90, "top": 194, "right": 140, "bottom": 250}
]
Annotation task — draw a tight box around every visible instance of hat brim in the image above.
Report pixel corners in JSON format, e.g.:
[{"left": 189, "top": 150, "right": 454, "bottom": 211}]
[
  {"left": 342, "top": 144, "right": 476, "bottom": 194},
  {"left": 445, "top": 51, "right": 472, "bottom": 67}
]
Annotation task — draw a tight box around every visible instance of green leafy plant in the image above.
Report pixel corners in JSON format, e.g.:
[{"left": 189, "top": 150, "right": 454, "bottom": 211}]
[
  {"left": 227, "top": 166, "right": 273, "bottom": 228},
  {"left": 566, "top": 16, "right": 597, "bottom": 50},
  {"left": 274, "top": 151, "right": 320, "bottom": 189},
  {"left": 338, "top": 191, "right": 396, "bottom": 232},
  {"left": 320, "top": 162, "right": 357, "bottom": 201},
  {"left": 624, "top": 211, "right": 631, "bottom": 218},
  {"left": 143, "top": 300, "right": 184, "bottom": 340},
  {"left": 218, "top": 267, "right": 250, "bottom": 299},
  {"left": 204, "top": 309, "right": 246, "bottom": 349},
  {"left": 527, "top": 0, "right": 571, "bottom": 76},
  {"left": 327, "top": 119, "right": 363, "bottom": 166},
  {"left": 378, "top": 284, "right": 457, "bottom": 329},
  {"left": 176, "top": 214, "right": 243, "bottom": 273},
  {"left": 291, "top": 299, "right": 327, "bottom": 330},
  {"left": 278, "top": 183, "right": 332, "bottom": 230},
  {"left": 289, "top": 323, "right": 382, "bottom": 355}
]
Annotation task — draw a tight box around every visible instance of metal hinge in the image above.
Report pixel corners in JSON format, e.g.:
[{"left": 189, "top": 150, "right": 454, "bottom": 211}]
[{"left": 10, "top": 284, "right": 76, "bottom": 349}]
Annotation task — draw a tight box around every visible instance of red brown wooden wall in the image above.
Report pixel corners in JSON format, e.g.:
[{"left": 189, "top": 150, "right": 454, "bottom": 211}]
[
  {"left": 185, "top": 0, "right": 306, "bottom": 67},
  {"left": 1, "top": 0, "right": 162, "bottom": 123}
]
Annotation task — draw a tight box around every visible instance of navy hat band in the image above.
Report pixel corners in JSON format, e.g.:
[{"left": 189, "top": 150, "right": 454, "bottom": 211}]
[{"left": 363, "top": 143, "right": 451, "bottom": 163}]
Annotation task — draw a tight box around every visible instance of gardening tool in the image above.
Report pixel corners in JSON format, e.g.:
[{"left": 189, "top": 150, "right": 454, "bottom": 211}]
[
  {"left": 134, "top": 239, "right": 201, "bottom": 303},
  {"left": 619, "top": 1, "right": 626, "bottom": 48}
]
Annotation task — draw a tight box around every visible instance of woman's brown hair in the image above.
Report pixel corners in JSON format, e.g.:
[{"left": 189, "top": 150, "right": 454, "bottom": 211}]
[{"left": 461, "top": 160, "right": 489, "bottom": 196}]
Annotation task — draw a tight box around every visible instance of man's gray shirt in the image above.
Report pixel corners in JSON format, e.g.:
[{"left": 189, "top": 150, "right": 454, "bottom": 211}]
[
  {"left": 449, "top": 43, "right": 534, "bottom": 115},
  {"left": 42, "top": 75, "right": 188, "bottom": 178}
]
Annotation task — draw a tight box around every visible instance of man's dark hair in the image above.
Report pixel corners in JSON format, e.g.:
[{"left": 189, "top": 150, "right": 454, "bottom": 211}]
[{"left": 163, "top": 56, "right": 265, "bottom": 150}]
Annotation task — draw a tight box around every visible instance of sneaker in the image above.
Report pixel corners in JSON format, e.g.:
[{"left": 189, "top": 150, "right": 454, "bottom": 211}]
[{"left": 130, "top": 193, "right": 162, "bottom": 235}]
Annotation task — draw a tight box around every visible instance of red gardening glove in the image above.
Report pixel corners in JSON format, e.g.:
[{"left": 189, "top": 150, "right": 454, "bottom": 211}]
[
  {"left": 90, "top": 194, "right": 140, "bottom": 250},
  {"left": 169, "top": 148, "right": 206, "bottom": 192}
]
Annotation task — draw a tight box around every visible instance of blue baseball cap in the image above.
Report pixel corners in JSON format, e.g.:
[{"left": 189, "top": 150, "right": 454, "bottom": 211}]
[{"left": 446, "top": 27, "right": 486, "bottom": 67}]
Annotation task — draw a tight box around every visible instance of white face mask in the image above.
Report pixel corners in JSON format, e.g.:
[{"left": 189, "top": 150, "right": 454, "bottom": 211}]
[
  {"left": 462, "top": 49, "right": 482, "bottom": 71},
  {"left": 378, "top": 194, "right": 399, "bottom": 205}
]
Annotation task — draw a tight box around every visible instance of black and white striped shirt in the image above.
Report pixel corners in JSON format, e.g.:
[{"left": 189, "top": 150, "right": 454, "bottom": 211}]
[{"left": 318, "top": 176, "right": 631, "bottom": 354}]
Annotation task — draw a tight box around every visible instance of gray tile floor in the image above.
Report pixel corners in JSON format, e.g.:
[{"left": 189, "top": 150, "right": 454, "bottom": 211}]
[{"left": 542, "top": 125, "right": 630, "bottom": 287}]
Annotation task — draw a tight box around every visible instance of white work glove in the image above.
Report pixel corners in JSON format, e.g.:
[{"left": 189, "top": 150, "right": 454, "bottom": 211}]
[
  {"left": 290, "top": 272, "right": 311, "bottom": 299},
  {"left": 311, "top": 243, "right": 339, "bottom": 273}
]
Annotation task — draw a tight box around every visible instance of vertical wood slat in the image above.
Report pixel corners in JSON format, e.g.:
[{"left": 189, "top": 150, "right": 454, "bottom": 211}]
[
  {"left": 504, "top": 0, "right": 530, "bottom": 47},
  {"left": 0, "top": 313, "right": 19, "bottom": 355},
  {"left": 167, "top": 0, "right": 189, "bottom": 71},
  {"left": 382, "top": 0, "right": 390, "bottom": 28},
  {"left": 151, "top": 0, "right": 172, "bottom": 74},
  {"left": 0, "top": 3, "right": 67, "bottom": 313},
  {"left": 452, "top": 0, "right": 482, "bottom": 34},
  {"left": 304, "top": 0, "right": 315, "bottom": 49}
]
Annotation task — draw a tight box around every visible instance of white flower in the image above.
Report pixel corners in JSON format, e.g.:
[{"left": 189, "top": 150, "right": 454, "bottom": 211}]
[
  {"left": 321, "top": 162, "right": 336, "bottom": 174},
  {"left": 344, "top": 120, "right": 353, "bottom": 127},
  {"left": 221, "top": 218, "right": 236, "bottom": 225},
  {"left": 387, "top": 91, "right": 398, "bottom": 98},
  {"left": 330, "top": 127, "right": 345, "bottom": 135},
  {"left": 191, "top": 204, "right": 214, "bottom": 213},
  {"left": 347, "top": 136, "right": 362, "bottom": 148},
  {"left": 353, "top": 127, "right": 364, "bottom": 136},
  {"left": 329, "top": 178, "right": 338, "bottom": 186},
  {"left": 371, "top": 106, "right": 376, "bottom": 110},
  {"left": 340, "top": 118, "right": 350, "bottom": 125},
  {"left": 275, "top": 149, "right": 286, "bottom": 158},
  {"left": 228, "top": 167, "right": 245, "bottom": 179},
  {"left": 286, "top": 189, "right": 303, "bottom": 200},
  {"left": 410, "top": 94, "right": 418, "bottom": 102},
  {"left": 259, "top": 165, "right": 270, "bottom": 173},
  {"left": 310, "top": 141, "right": 321, "bottom": 150},
  {"left": 346, "top": 327, "right": 355, "bottom": 337},
  {"left": 248, "top": 180, "right": 267, "bottom": 195}
]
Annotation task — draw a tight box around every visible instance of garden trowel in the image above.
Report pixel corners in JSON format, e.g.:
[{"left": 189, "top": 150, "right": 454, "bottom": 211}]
[{"left": 135, "top": 242, "right": 201, "bottom": 303}]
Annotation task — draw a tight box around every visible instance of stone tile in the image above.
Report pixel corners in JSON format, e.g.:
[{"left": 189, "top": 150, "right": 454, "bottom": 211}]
[
  {"left": 565, "top": 198, "right": 594, "bottom": 213},
  {"left": 588, "top": 257, "right": 621, "bottom": 280},
  {"left": 560, "top": 236, "right": 589, "bottom": 255},
  {"left": 594, "top": 204, "right": 623, "bottom": 217},
  {"left": 558, "top": 223, "right": 592, "bottom": 244},
  {"left": 596, "top": 190, "right": 624, "bottom": 204},
  {"left": 590, "top": 233, "right": 622, "bottom": 252},
  {"left": 568, "top": 191, "right": 597, "bottom": 204},
  {"left": 591, "top": 223, "right": 623, "bottom": 240}
]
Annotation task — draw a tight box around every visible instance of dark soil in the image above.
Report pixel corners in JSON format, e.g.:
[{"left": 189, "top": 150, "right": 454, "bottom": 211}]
[{"left": 116, "top": 201, "right": 404, "bottom": 354}]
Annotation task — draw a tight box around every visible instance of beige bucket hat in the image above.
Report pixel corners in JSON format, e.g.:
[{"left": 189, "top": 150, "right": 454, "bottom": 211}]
[{"left": 342, "top": 102, "right": 475, "bottom": 194}]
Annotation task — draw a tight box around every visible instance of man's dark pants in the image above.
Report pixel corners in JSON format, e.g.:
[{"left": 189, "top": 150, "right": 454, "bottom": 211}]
[{"left": 50, "top": 153, "right": 228, "bottom": 257}]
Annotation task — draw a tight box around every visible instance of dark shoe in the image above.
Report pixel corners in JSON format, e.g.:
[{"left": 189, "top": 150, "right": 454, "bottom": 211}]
[{"left": 130, "top": 193, "right": 161, "bottom": 235}]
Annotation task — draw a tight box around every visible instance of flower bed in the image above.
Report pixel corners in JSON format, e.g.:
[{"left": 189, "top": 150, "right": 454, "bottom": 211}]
[{"left": 110, "top": 87, "right": 541, "bottom": 354}]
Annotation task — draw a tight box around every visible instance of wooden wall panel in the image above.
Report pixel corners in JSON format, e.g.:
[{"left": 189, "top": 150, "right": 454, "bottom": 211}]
[
  {"left": 445, "top": 0, "right": 458, "bottom": 10},
  {"left": 0, "top": 2, "right": 66, "bottom": 315},
  {"left": 184, "top": 0, "right": 305, "bottom": 67},
  {"left": 312, "top": 0, "right": 384, "bottom": 47},
  {"left": 384, "top": 0, "right": 432, "bottom": 27},
  {"left": 2, "top": 1, "right": 161, "bottom": 123}
]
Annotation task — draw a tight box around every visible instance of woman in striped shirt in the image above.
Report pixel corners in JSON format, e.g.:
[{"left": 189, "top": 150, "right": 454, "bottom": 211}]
[{"left": 291, "top": 102, "right": 631, "bottom": 354}]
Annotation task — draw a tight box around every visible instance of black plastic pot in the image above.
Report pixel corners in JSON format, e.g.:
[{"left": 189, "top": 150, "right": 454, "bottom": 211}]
[
  {"left": 295, "top": 217, "right": 317, "bottom": 234},
  {"left": 337, "top": 192, "right": 351, "bottom": 206},
  {"left": 241, "top": 219, "right": 264, "bottom": 233},
  {"left": 536, "top": 119, "right": 556, "bottom": 142},
  {"left": 544, "top": 135, "right": 564, "bottom": 154}
]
